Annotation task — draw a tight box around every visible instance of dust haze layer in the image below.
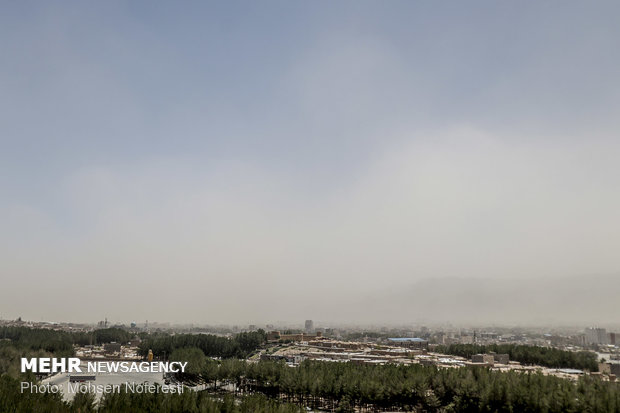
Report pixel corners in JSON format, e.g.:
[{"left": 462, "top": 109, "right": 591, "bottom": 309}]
[
  {"left": 2, "top": 132, "right": 620, "bottom": 326},
  {"left": 1, "top": 2, "right": 620, "bottom": 326}
]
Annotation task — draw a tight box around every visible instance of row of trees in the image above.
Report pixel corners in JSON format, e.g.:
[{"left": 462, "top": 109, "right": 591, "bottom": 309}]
[
  {"left": 2, "top": 326, "right": 616, "bottom": 412},
  {"left": 0, "top": 326, "right": 75, "bottom": 356},
  {"left": 0, "top": 375, "right": 303, "bottom": 413},
  {"left": 138, "top": 330, "right": 266, "bottom": 360},
  {"left": 0, "top": 341, "right": 53, "bottom": 378},
  {"left": 185, "top": 358, "right": 620, "bottom": 412},
  {"left": 0, "top": 326, "right": 137, "bottom": 380},
  {"left": 86, "top": 328, "right": 134, "bottom": 346},
  {"left": 0, "top": 326, "right": 134, "bottom": 354},
  {"left": 3, "top": 350, "right": 619, "bottom": 412},
  {"left": 436, "top": 343, "right": 599, "bottom": 371}
]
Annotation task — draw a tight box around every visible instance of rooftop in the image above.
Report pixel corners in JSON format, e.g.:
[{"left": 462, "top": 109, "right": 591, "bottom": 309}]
[{"left": 388, "top": 338, "right": 427, "bottom": 342}]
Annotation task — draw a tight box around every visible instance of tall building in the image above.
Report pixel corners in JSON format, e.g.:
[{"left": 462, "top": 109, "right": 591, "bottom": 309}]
[
  {"left": 585, "top": 327, "right": 608, "bottom": 345},
  {"left": 305, "top": 320, "right": 314, "bottom": 332}
]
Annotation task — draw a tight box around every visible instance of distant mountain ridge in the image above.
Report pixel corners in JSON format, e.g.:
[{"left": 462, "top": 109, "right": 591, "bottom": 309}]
[{"left": 359, "top": 274, "right": 620, "bottom": 326}]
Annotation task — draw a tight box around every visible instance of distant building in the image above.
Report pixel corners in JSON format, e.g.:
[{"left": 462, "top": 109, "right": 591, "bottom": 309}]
[
  {"left": 609, "top": 332, "right": 616, "bottom": 346},
  {"left": 260, "top": 354, "right": 305, "bottom": 364},
  {"left": 103, "top": 342, "right": 121, "bottom": 354},
  {"left": 610, "top": 363, "right": 620, "bottom": 377},
  {"left": 305, "top": 320, "right": 314, "bottom": 332},
  {"left": 310, "top": 340, "right": 362, "bottom": 350},
  {"left": 128, "top": 337, "right": 142, "bottom": 347},
  {"left": 599, "top": 363, "right": 612, "bottom": 374},
  {"left": 572, "top": 334, "right": 587, "bottom": 347},
  {"left": 266, "top": 330, "right": 323, "bottom": 342},
  {"left": 585, "top": 328, "right": 608, "bottom": 345},
  {"left": 490, "top": 353, "right": 509, "bottom": 364},
  {"left": 266, "top": 331, "right": 281, "bottom": 341},
  {"left": 471, "top": 354, "right": 495, "bottom": 365},
  {"left": 387, "top": 337, "right": 428, "bottom": 349}
]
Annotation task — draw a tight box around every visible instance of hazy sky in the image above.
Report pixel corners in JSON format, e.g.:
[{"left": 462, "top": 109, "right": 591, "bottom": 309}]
[{"left": 2, "top": 2, "right": 619, "bottom": 325}]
